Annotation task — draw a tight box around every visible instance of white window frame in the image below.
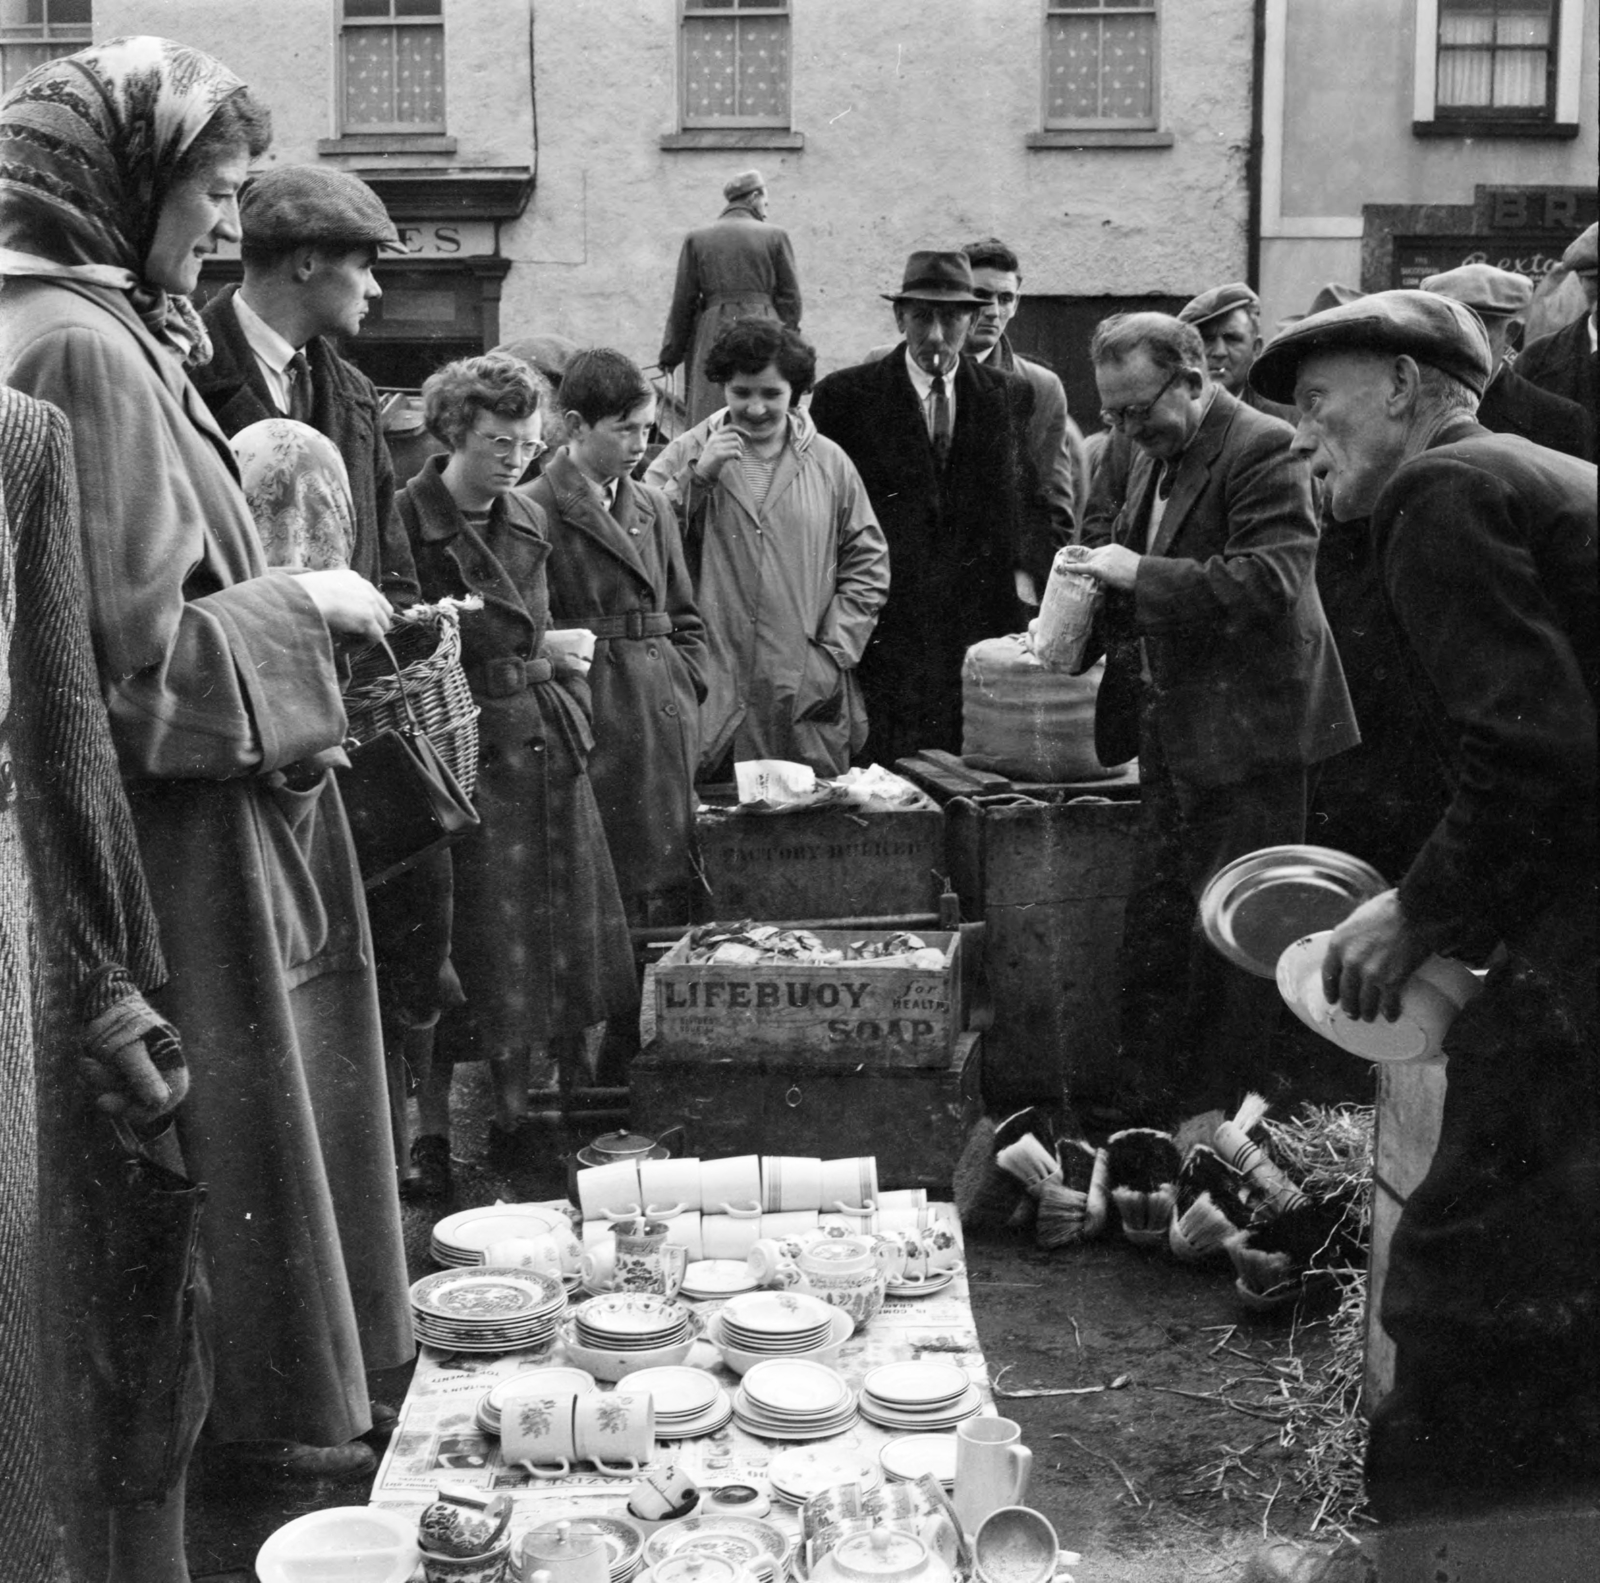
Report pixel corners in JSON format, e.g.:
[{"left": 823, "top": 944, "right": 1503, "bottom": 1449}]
[
  {"left": 0, "top": 0, "right": 92, "bottom": 94},
  {"left": 1042, "top": 0, "right": 1161, "bottom": 132},
  {"left": 337, "top": 0, "right": 446, "bottom": 137},
  {"left": 1413, "top": 0, "right": 1583, "bottom": 125},
  {"left": 679, "top": 0, "right": 792, "bottom": 131}
]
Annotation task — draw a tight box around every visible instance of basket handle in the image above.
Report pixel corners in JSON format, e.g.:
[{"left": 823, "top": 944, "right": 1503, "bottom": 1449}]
[{"left": 366, "top": 635, "right": 426, "bottom": 738}]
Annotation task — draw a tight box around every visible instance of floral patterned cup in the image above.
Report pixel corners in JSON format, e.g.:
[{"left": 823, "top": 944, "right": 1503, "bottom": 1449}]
[
  {"left": 574, "top": 1389, "right": 656, "bottom": 1474},
  {"left": 499, "top": 1387, "right": 579, "bottom": 1478},
  {"left": 613, "top": 1220, "right": 688, "bottom": 1297}
]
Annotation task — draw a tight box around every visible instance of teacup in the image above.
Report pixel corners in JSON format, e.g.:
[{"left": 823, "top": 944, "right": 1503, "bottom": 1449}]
[
  {"left": 640, "top": 1156, "right": 703, "bottom": 1215},
  {"left": 701, "top": 1213, "right": 761, "bottom": 1261},
  {"left": 820, "top": 1156, "right": 879, "bottom": 1214},
  {"left": 580, "top": 1240, "right": 616, "bottom": 1292},
  {"left": 574, "top": 1389, "right": 655, "bottom": 1475},
  {"left": 499, "top": 1386, "right": 578, "bottom": 1478},
  {"left": 483, "top": 1235, "right": 563, "bottom": 1278},
  {"left": 628, "top": 1462, "right": 700, "bottom": 1521},
  {"left": 657, "top": 1208, "right": 705, "bottom": 1262},
  {"left": 878, "top": 1188, "right": 928, "bottom": 1210},
  {"left": 746, "top": 1238, "right": 803, "bottom": 1289},
  {"left": 761, "top": 1155, "right": 823, "bottom": 1212},
  {"left": 819, "top": 1211, "right": 877, "bottom": 1237},
  {"left": 577, "top": 1161, "right": 643, "bottom": 1223},
  {"left": 700, "top": 1155, "right": 761, "bottom": 1217}
]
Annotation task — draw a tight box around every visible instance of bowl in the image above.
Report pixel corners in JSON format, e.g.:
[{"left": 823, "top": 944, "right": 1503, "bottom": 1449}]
[
  {"left": 559, "top": 1321, "right": 702, "bottom": 1382},
  {"left": 973, "top": 1507, "right": 1059, "bottom": 1583},
  {"left": 255, "top": 1507, "right": 420, "bottom": 1583},
  {"left": 708, "top": 1306, "right": 853, "bottom": 1375},
  {"left": 420, "top": 1535, "right": 514, "bottom": 1583},
  {"left": 1276, "top": 931, "right": 1483, "bottom": 1064}
]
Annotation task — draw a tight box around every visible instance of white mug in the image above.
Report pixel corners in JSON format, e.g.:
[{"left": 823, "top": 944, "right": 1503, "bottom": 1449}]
[
  {"left": 761, "top": 1155, "right": 823, "bottom": 1212},
  {"left": 574, "top": 1390, "right": 656, "bottom": 1475},
  {"left": 953, "top": 1416, "right": 1032, "bottom": 1536},
  {"left": 760, "top": 1210, "right": 819, "bottom": 1241},
  {"left": 878, "top": 1188, "right": 928, "bottom": 1210},
  {"left": 581, "top": 1240, "right": 616, "bottom": 1292},
  {"left": 577, "top": 1161, "right": 643, "bottom": 1223},
  {"left": 700, "top": 1154, "right": 761, "bottom": 1217},
  {"left": 641, "top": 1156, "right": 703, "bottom": 1215},
  {"left": 820, "top": 1156, "right": 879, "bottom": 1214},
  {"left": 658, "top": 1208, "right": 705, "bottom": 1262},
  {"left": 701, "top": 1213, "right": 761, "bottom": 1261}
]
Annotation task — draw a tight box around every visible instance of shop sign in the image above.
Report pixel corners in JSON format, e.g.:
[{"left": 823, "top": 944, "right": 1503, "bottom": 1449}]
[
  {"left": 391, "top": 221, "right": 496, "bottom": 257},
  {"left": 1393, "top": 236, "right": 1573, "bottom": 289}
]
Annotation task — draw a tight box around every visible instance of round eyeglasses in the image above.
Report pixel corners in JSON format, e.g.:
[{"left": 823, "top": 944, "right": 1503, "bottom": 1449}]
[
  {"left": 1099, "top": 369, "right": 1182, "bottom": 432},
  {"left": 472, "top": 428, "right": 547, "bottom": 462}
]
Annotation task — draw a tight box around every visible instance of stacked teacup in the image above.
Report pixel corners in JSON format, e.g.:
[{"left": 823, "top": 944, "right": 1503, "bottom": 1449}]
[{"left": 498, "top": 1380, "right": 655, "bottom": 1478}]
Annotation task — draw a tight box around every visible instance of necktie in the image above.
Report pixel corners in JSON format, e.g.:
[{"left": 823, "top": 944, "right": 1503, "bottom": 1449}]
[
  {"left": 928, "top": 373, "right": 951, "bottom": 467},
  {"left": 286, "top": 351, "right": 313, "bottom": 423}
]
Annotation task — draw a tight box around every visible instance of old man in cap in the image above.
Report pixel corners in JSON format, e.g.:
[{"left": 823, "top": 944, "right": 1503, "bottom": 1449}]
[
  {"left": 810, "top": 250, "right": 1057, "bottom": 765},
  {"left": 1515, "top": 220, "right": 1598, "bottom": 427},
  {"left": 659, "top": 169, "right": 802, "bottom": 425},
  {"left": 195, "top": 164, "right": 416, "bottom": 598},
  {"left": 1253, "top": 292, "right": 1598, "bottom": 1535},
  {"left": 1178, "top": 280, "right": 1298, "bottom": 423},
  {"left": 1422, "top": 261, "right": 1592, "bottom": 459}
]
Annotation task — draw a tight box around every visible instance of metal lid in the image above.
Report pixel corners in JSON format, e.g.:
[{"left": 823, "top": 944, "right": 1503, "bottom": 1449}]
[
  {"left": 524, "top": 1521, "right": 606, "bottom": 1560},
  {"left": 649, "top": 1554, "right": 746, "bottom": 1583},
  {"left": 589, "top": 1130, "right": 659, "bottom": 1159}
]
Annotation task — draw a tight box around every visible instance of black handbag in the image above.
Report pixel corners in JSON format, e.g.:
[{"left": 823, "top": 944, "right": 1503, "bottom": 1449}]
[{"left": 339, "top": 636, "right": 480, "bottom": 889}]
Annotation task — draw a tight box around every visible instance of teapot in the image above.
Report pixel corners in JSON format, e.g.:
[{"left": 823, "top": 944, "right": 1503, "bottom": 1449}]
[
  {"left": 791, "top": 1238, "right": 889, "bottom": 1326},
  {"left": 568, "top": 1125, "right": 684, "bottom": 1201},
  {"left": 810, "top": 1529, "right": 954, "bottom": 1583}
]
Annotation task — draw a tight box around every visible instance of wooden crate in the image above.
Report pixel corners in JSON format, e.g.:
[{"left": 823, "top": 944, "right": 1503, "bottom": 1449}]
[
  {"left": 630, "top": 1031, "right": 984, "bottom": 1193},
  {"left": 695, "top": 792, "right": 945, "bottom": 922},
  {"left": 653, "top": 928, "right": 963, "bottom": 1068}
]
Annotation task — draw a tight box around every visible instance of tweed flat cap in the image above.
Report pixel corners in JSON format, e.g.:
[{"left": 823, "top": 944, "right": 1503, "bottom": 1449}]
[
  {"left": 882, "top": 250, "right": 985, "bottom": 305},
  {"left": 1421, "top": 262, "right": 1533, "bottom": 318},
  {"left": 1178, "top": 281, "right": 1259, "bottom": 328},
  {"left": 1562, "top": 221, "right": 1597, "bottom": 272},
  {"left": 240, "top": 166, "right": 401, "bottom": 250},
  {"left": 724, "top": 169, "right": 765, "bottom": 202},
  {"left": 1251, "top": 289, "right": 1493, "bottom": 403}
]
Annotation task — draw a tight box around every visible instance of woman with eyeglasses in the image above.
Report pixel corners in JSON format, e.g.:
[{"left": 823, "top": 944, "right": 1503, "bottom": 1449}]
[{"left": 397, "top": 353, "right": 634, "bottom": 1169}]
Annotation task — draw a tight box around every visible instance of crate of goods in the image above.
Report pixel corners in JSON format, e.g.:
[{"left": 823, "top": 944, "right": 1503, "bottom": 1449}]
[
  {"left": 653, "top": 926, "right": 963, "bottom": 1067},
  {"left": 695, "top": 789, "right": 944, "bottom": 921}
]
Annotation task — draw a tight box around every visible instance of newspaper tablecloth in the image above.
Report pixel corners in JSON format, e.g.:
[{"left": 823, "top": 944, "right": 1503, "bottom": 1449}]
[{"left": 371, "top": 1215, "right": 987, "bottom": 1556}]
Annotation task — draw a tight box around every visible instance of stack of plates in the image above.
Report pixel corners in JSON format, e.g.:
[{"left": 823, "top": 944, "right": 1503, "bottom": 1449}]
[
  {"left": 885, "top": 1269, "right": 955, "bottom": 1299},
  {"left": 858, "top": 1361, "right": 982, "bottom": 1430},
  {"left": 679, "top": 1260, "right": 760, "bottom": 1300},
  {"left": 878, "top": 1433, "right": 958, "bottom": 1489},
  {"left": 564, "top": 1517, "right": 647, "bottom": 1583},
  {"left": 717, "top": 1291, "right": 837, "bottom": 1356},
  {"left": 768, "top": 1445, "right": 881, "bottom": 1506},
  {"left": 623, "top": 1365, "right": 733, "bottom": 1439},
  {"left": 474, "top": 1366, "right": 595, "bottom": 1436},
  {"left": 641, "top": 1515, "right": 791, "bottom": 1583},
  {"left": 410, "top": 1267, "right": 567, "bottom": 1353},
  {"left": 573, "top": 1293, "right": 695, "bottom": 1353},
  {"left": 734, "top": 1358, "right": 858, "bottom": 1440},
  {"left": 430, "top": 1204, "right": 573, "bottom": 1269}
]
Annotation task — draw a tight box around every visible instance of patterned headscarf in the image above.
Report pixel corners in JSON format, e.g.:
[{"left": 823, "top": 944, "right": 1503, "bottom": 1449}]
[
  {"left": 230, "top": 419, "right": 357, "bottom": 573},
  {"left": 0, "top": 35, "right": 250, "bottom": 362}
]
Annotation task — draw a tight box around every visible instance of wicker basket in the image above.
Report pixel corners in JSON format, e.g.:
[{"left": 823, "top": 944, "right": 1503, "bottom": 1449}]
[{"left": 343, "top": 605, "right": 480, "bottom": 797}]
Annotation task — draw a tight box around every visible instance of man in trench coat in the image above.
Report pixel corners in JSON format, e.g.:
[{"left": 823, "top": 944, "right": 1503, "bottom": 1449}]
[{"left": 659, "top": 169, "right": 802, "bottom": 426}]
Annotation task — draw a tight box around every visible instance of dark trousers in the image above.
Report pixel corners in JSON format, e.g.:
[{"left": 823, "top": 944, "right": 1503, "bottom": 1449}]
[{"left": 1114, "top": 692, "right": 1308, "bottom": 1120}]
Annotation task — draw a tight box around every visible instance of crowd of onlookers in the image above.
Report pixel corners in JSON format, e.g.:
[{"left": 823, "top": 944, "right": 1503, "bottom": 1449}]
[{"left": 0, "top": 32, "right": 1595, "bottom": 1583}]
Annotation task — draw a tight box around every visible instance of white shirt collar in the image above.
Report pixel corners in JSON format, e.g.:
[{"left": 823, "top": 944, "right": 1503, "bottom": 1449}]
[
  {"left": 903, "top": 349, "right": 957, "bottom": 401},
  {"left": 233, "top": 289, "right": 300, "bottom": 375}
]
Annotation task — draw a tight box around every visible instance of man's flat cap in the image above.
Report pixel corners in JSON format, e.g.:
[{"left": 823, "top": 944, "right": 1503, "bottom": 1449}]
[
  {"left": 1251, "top": 288, "right": 1493, "bottom": 403},
  {"left": 239, "top": 166, "right": 401, "bottom": 250},
  {"left": 1178, "top": 281, "right": 1259, "bottom": 329},
  {"left": 883, "top": 250, "right": 985, "bottom": 305},
  {"left": 724, "top": 169, "right": 765, "bottom": 202},
  {"left": 1562, "top": 221, "right": 1597, "bottom": 272},
  {"left": 1420, "top": 262, "right": 1533, "bottom": 318}
]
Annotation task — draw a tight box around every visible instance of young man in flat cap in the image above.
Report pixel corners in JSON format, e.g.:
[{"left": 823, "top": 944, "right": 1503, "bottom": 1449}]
[
  {"left": 809, "top": 250, "right": 1058, "bottom": 766},
  {"left": 1422, "top": 261, "right": 1592, "bottom": 460},
  {"left": 1514, "top": 220, "right": 1598, "bottom": 429},
  {"left": 1177, "top": 280, "right": 1298, "bottom": 423},
  {"left": 1251, "top": 293, "right": 1597, "bottom": 1550},
  {"left": 195, "top": 164, "right": 417, "bottom": 602},
  {"left": 658, "top": 169, "right": 802, "bottom": 426}
]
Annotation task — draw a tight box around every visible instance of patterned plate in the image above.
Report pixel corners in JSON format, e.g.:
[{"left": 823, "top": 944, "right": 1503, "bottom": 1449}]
[
  {"left": 411, "top": 1267, "right": 566, "bottom": 1322},
  {"left": 575, "top": 1292, "right": 694, "bottom": 1340},
  {"left": 641, "top": 1515, "right": 791, "bottom": 1575},
  {"left": 720, "top": 1290, "right": 836, "bottom": 1337},
  {"left": 768, "top": 1444, "right": 881, "bottom": 1501}
]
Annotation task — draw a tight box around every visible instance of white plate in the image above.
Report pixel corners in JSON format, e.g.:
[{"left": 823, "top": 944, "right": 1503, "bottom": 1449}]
[
  {"left": 620, "top": 1365, "right": 720, "bottom": 1419},
  {"left": 768, "top": 1445, "right": 881, "bottom": 1502},
  {"left": 878, "top": 1433, "right": 959, "bottom": 1485},
  {"left": 680, "top": 1260, "right": 760, "bottom": 1296},
  {"left": 411, "top": 1267, "right": 566, "bottom": 1322},
  {"left": 739, "top": 1359, "right": 852, "bottom": 1415},
  {"left": 858, "top": 1384, "right": 984, "bottom": 1430},
  {"left": 641, "top": 1515, "right": 790, "bottom": 1575},
  {"left": 255, "top": 1507, "right": 419, "bottom": 1583},
  {"left": 863, "top": 1361, "right": 970, "bottom": 1409},
  {"left": 1277, "top": 931, "right": 1481, "bottom": 1064},
  {"left": 733, "top": 1408, "right": 860, "bottom": 1442},
  {"left": 478, "top": 1366, "right": 596, "bottom": 1430},
  {"left": 721, "top": 1290, "right": 836, "bottom": 1336},
  {"left": 432, "top": 1203, "right": 572, "bottom": 1253},
  {"left": 656, "top": 1392, "right": 734, "bottom": 1440}
]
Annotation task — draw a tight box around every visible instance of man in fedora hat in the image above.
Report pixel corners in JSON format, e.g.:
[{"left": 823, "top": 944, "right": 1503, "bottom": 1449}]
[
  {"left": 1513, "top": 220, "right": 1598, "bottom": 433},
  {"left": 1251, "top": 291, "right": 1597, "bottom": 1541},
  {"left": 658, "top": 169, "right": 802, "bottom": 426},
  {"left": 1422, "top": 262, "right": 1592, "bottom": 459},
  {"left": 809, "top": 249, "right": 1058, "bottom": 765}
]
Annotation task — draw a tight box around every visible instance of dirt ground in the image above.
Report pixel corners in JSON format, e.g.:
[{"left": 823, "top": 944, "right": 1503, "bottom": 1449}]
[{"left": 187, "top": 1064, "right": 1360, "bottom": 1582}]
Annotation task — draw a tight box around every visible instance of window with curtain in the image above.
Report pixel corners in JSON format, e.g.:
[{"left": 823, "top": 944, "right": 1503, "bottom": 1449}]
[
  {"left": 340, "top": 0, "right": 445, "bottom": 135},
  {"left": 1436, "top": 0, "right": 1556, "bottom": 115},
  {"left": 0, "top": 0, "right": 91, "bottom": 94},
  {"left": 681, "top": 0, "right": 791, "bottom": 129},
  {"left": 1043, "top": 0, "right": 1159, "bottom": 129}
]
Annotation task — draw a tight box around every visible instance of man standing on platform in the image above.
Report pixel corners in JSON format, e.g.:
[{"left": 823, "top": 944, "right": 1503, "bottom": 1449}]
[
  {"left": 1076, "top": 312, "right": 1355, "bottom": 1120},
  {"left": 1251, "top": 289, "right": 1597, "bottom": 1546},
  {"left": 809, "top": 249, "right": 1056, "bottom": 767},
  {"left": 659, "top": 170, "right": 802, "bottom": 427},
  {"left": 1422, "top": 262, "right": 1593, "bottom": 460}
]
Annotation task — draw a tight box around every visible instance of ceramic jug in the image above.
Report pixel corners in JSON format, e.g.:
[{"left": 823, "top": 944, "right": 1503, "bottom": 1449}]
[{"left": 953, "top": 1417, "right": 1033, "bottom": 1538}]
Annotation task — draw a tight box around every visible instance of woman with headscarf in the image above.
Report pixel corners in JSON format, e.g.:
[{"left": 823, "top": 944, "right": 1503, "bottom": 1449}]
[{"left": 0, "top": 35, "right": 413, "bottom": 1534}]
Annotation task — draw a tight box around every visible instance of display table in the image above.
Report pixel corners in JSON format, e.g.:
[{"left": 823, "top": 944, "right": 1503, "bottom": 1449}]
[{"left": 370, "top": 1222, "right": 990, "bottom": 1554}]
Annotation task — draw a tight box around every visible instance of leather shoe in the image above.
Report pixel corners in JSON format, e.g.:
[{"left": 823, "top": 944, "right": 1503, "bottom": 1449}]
[
  {"left": 401, "top": 1133, "right": 452, "bottom": 1201},
  {"left": 206, "top": 1437, "right": 377, "bottom": 1484},
  {"left": 484, "top": 1116, "right": 539, "bottom": 1171}
]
